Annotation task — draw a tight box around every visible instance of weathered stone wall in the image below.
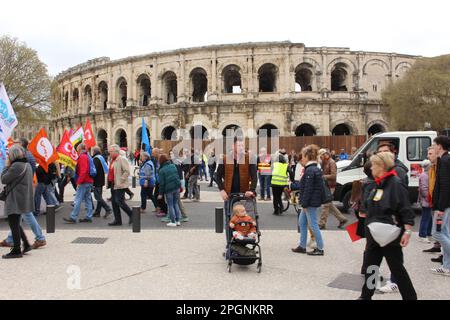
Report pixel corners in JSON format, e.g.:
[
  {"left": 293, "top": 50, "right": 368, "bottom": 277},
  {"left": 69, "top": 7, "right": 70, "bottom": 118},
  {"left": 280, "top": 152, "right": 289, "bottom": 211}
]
[{"left": 51, "top": 41, "right": 417, "bottom": 150}]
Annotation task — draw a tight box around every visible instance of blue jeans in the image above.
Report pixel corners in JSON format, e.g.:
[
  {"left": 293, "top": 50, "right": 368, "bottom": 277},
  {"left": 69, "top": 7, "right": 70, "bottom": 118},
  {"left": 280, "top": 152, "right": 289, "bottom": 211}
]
[
  {"left": 299, "top": 207, "right": 324, "bottom": 250},
  {"left": 6, "top": 212, "right": 45, "bottom": 244},
  {"left": 432, "top": 208, "right": 450, "bottom": 269},
  {"left": 70, "top": 183, "right": 94, "bottom": 220},
  {"left": 258, "top": 174, "right": 271, "bottom": 198},
  {"left": 419, "top": 207, "right": 433, "bottom": 238},
  {"left": 34, "top": 183, "right": 58, "bottom": 215},
  {"left": 166, "top": 190, "right": 181, "bottom": 223}
]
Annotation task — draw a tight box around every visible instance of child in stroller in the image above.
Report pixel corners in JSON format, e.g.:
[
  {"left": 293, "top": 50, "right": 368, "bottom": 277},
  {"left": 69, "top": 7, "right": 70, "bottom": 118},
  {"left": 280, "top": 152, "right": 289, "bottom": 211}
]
[{"left": 225, "top": 194, "right": 262, "bottom": 273}]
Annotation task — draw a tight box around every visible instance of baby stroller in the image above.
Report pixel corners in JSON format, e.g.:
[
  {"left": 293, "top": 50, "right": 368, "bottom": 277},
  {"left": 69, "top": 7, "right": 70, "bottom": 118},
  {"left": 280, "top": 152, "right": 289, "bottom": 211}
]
[{"left": 224, "top": 193, "right": 262, "bottom": 273}]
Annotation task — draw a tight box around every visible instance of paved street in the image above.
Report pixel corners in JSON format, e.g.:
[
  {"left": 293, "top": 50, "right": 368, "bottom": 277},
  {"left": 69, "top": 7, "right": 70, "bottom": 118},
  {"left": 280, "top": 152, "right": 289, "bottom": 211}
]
[{"left": 0, "top": 180, "right": 447, "bottom": 300}]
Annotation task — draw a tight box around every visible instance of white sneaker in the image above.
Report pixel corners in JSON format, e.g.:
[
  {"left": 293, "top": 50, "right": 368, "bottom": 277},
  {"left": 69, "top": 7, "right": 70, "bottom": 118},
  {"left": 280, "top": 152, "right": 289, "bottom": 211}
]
[
  {"left": 377, "top": 280, "right": 399, "bottom": 294},
  {"left": 428, "top": 236, "right": 434, "bottom": 242},
  {"left": 418, "top": 237, "right": 431, "bottom": 243},
  {"left": 176, "top": 221, "right": 181, "bottom": 226},
  {"left": 431, "top": 267, "right": 450, "bottom": 277},
  {"left": 307, "top": 240, "right": 317, "bottom": 249},
  {"left": 166, "top": 222, "right": 177, "bottom": 227}
]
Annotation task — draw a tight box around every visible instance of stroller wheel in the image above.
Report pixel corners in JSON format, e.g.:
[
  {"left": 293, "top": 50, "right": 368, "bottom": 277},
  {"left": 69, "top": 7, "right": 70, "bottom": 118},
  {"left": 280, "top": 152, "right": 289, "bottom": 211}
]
[{"left": 257, "top": 264, "right": 262, "bottom": 273}]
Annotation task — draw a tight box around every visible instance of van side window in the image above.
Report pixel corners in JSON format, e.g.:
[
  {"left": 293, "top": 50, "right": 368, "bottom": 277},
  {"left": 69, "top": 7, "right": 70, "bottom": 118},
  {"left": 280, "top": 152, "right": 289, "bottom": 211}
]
[{"left": 407, "top": 137, "right": 431, "bottom": 161}]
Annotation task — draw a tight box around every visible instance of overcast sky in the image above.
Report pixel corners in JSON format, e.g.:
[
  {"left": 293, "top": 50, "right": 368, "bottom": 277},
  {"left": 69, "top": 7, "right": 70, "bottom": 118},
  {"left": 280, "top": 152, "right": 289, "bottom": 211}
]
[{"left": 1, "top": 0, "right": 449, "bottom": 76}]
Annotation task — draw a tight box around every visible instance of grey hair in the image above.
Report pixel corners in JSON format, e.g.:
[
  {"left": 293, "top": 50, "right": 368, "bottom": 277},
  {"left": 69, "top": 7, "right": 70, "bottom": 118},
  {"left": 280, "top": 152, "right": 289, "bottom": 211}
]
[
  {"left": 8, "top": 144, "right": 25, "bottom": 162},
  {"left": 141, "top": 151, "right": 150, "bottom": 160},
  {"left": 109, "top": 144, "right": 120, "bottom": 153},
  {"left": 77, "top": 143, "right": 86, "bottom": 151},
  {"left": 92, "top": 146, "right": 101, "bottom": 155}
]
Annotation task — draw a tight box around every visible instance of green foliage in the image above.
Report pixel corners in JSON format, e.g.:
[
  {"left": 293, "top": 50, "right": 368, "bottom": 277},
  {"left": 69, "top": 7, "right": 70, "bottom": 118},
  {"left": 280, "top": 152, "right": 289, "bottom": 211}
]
[
  {"left": 383, "top": 55, "right": 450, "bottom": 131},
  {"left": 0, "top": 35, "right": 51, "bottom": 123}
]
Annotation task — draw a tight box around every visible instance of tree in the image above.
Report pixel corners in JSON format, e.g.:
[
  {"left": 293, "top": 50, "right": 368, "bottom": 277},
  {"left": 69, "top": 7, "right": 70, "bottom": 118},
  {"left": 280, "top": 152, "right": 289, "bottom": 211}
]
[
  {"left": 0, "top": 35, "right": 51, "bottom": 122},
  {"left": 383, "top": 55, "right": 450, "bottom": 131}
]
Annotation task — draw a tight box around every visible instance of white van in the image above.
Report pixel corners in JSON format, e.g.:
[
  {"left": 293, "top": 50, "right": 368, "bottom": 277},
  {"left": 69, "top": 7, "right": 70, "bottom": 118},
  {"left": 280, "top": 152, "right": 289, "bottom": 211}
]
[{"left": 335, "top": 131, "right": 437, "bottom": 212}]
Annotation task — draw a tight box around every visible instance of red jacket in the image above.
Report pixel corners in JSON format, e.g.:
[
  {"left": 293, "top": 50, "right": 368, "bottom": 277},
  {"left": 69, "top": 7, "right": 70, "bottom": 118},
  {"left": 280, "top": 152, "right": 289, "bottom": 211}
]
[{"left": 76, "top": 152, "right": 94, "bottom": 185}]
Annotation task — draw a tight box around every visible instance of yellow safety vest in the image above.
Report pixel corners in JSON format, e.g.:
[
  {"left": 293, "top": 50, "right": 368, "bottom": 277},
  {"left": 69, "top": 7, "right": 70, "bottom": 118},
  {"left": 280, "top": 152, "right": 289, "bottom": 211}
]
[{"left": 271, "top": 162, "right": 288, "bottom": 186}]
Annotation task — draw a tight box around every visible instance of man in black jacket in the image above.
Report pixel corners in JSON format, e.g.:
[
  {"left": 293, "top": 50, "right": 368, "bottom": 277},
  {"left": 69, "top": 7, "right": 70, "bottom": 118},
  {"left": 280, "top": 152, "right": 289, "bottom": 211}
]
[
  {"left": 431, "top": 136, "right": 450, "bottom": 276},
  {"left": 92, "top": 146, "right": 112, "bottom": 218}
]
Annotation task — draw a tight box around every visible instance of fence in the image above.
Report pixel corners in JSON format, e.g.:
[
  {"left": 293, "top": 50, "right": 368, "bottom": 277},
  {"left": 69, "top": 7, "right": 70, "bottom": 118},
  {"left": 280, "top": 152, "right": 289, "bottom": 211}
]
[{"left": 153, "top": 135, "right": 367, "bottom": 155}]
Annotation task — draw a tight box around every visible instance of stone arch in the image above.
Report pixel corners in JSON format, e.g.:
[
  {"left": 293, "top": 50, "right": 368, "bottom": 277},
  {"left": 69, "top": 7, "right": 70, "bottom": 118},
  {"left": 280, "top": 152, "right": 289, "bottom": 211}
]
[
  {"left": 72, "top": 88, "right": 79, "bottom": 111},
  {"left": 362, "top": 59, "right": 390, "bottom": 75},
  {"left": 221, "top": 64, "right": 242, "bottom": 93},
  {"left": 327, "top": 57, "right": 357, "bottom": 75},
  {"left": 114, "top": 127, "right": 128, "bottom": 148},
  {"left": 257, "top": 63, "right": 278, "bottom": 92},
  {"left": 330, "top": 119, "right": 358, "bottom": 136},
  {"left": 330, "top": 62, "right": 351, "bottom": 91},
  {"left": 136, "top": 126, "right": 151, "bottom": 150},
  {"left": 395, "top": 61, "right": 412, "bottom": 78},
  {"left": 221, "top": 124, "right": 244, "bottom": 138},
  {"left": 98, "top": 81, "right": 108, "bottom": 110},
  {"left": 161, "top": 71, "right": 178, "bottom": 104},
  {"left": 116, "top": 77, "right": 128, "bottom": 108},
  {"left": 97, "top": 128, "right": 108, "bottom": 152},
  {"left": 295, "top": 123, "right": 317, "bottom": 136},
  {"left": 367, "top": 120, "right": 388, "bottom": 136},
  {"left": 190, "top": 124, "right": 209, "bottom": 140},
  {"left": 136, "top": 73, "right": 151, "bottom": 106},
  {"left": 189, "top": 67, "right": 208, "bottom": 102},
  {"left": 161, "top": 126, "right": 177, "bottom": 140},
  {"left": 84, "top": 85, "right": 92, "bottom": 113},
  {"left": 258, "top": 123, "right": 279, "bottom": 137},
  {"left": 294, "top": 63, "right": 314, "bottom": 92},
  {"left": 64, "top": 91, "right": 69, "bottom": 110}
]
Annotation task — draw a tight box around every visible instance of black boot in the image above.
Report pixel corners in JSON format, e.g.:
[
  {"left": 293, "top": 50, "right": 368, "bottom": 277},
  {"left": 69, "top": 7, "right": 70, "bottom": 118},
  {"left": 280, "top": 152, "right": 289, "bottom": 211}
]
[
  {"left": 2, "top": 248, "right": 23, "bottom": 259},
  {"left": 22, "top": 242, "right": 32, "bottom": 254},
  {"left": 361, "top": 250, "right": 369, "bottom": 274}
]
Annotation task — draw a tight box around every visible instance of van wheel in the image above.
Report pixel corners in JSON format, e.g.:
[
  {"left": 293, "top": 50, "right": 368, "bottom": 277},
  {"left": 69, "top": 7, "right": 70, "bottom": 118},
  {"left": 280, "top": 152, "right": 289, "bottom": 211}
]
[{"left": 341, "top": 190, "right": 352, "bottom": 214}]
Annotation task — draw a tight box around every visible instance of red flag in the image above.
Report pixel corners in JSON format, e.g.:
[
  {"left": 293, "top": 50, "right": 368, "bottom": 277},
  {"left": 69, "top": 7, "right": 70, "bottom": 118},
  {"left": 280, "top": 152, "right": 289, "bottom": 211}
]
[
  {"left": 7, "top": 137, "right": 14, "bottom": 148},
  {"left": 84, "top": 118, "right": 96, "bottom": 149},
  {"left": 346, "top": 221, "right": 362, "bottom": 242},
  {"left": 57, "top": 130, "right": 78, "bottom": 169},
  {"left": 28, "top": 128, "right": 59, "bottom": 172}
]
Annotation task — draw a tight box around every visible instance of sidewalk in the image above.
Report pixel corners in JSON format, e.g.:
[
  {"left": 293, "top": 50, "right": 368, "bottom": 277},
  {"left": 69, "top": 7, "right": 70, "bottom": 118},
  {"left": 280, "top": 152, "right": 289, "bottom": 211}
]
[{"left": 0, "top": 228, "right": 448, "bottom": 300}]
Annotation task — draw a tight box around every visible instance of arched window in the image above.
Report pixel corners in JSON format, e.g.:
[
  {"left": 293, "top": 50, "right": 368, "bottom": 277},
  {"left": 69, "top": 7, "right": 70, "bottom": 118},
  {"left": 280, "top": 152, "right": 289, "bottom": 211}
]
[
  {"left": 64, "top": 91, "right": 69, "bottom": 110},
  {"left": 332, "top": 124, "right": 351, "bottom": 136},
  {"left": 222, "top": 65, "right": 242, "bottom": 93},
  {"left": 137, "top": 74, "right": 151, "bottom": 106},
  {"left": 98, "top": 81, "right": 108, "bottom": 110},
  {"left": 295, "top": 124, "right": 316, "bottom": 136},
  {"left": 136, "top": 126, "right": 151, "bottom": 149},
  {"left": 84, "top": 85, "right": 92, "bottom": 112},
  {"left": 161, "top": 126, "right": 177, "bottom": 140},
  {"left": 72, "top": 88, "right": 79, "bottom": 112},
  {"left": 190, "top": 125, "right": 209, "bottom": 140},
  {"left": 368, "top": 124, "right": 385, "bottom": 136},
  {"left": 115, "top": 129, "right": 128, "bottom": 148},
  {"left": 97, "top": 129, "right": 108, "bottom": 152},
  {"left": 190, "top": 68, "right": 208, "bottom": 102},
  {"left": 162, "top": 71, "right": 177, "bottom": 104},
  {"left": 258, "top": 124, "right": 279, "bottom": 137},
  {"left": 222, "top": 124, "right": 243, "bottom": 138},
  {"left": 295, "top": 64, "right": 313, "bottom": 92},
  {"left": 258, "top": 63, "right": 277, "bottom": 92},
  {"left": 331, "top": 63, "right": 348, "bottom": 91},
  {"left": 117, "top": 78, "right": 127, "bottom": 108}
]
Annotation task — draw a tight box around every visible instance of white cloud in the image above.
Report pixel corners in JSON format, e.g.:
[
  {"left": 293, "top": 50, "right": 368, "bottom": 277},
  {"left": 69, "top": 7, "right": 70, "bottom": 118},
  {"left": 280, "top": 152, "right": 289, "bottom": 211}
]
[{"left": 1, "top": 0, "right": 449, "bottom": 75}]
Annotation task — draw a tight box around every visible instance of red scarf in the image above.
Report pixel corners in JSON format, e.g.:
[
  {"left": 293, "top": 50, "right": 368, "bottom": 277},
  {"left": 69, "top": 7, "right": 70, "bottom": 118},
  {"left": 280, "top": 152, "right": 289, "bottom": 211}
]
[{"left": 375, "top": 169, "right": 397, "bottom": 186}]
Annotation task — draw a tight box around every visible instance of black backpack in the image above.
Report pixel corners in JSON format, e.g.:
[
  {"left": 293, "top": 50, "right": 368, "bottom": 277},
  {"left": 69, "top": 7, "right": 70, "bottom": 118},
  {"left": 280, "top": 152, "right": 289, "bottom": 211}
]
[{"left": 321, "top": 176, "right": 333, "bottom": 204}]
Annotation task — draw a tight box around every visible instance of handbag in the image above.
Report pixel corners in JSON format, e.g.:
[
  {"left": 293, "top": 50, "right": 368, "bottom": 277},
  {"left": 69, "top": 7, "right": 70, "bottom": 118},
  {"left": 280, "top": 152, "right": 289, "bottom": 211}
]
[
  {"left": 321, "top": 177, "right": 333, "bottom": 204},
  {"left": 0, "top": 165, "right": 28, "bottom": 201},
  {"left": 367, "top": 222, "right": 401, "bottom": 247}
]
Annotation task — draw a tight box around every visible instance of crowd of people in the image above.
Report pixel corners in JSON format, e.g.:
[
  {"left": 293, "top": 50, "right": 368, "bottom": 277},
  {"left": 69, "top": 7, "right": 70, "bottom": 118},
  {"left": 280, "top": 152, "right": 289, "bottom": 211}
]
[{"left": 2, "top": 132, "right": 450, "bottom": 302}]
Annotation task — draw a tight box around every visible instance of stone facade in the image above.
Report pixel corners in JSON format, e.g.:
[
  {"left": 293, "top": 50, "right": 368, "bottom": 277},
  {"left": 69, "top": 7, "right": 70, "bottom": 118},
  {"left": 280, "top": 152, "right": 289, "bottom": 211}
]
[{"left": 51, "top": 41, "right": 417, "bottom": 151}]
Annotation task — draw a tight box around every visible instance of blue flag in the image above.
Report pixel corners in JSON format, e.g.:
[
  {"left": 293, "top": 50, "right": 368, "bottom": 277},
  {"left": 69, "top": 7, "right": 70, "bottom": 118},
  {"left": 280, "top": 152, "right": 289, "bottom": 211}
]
[{"left": 141, "top": 117, "right": 151, "bottom": 155}]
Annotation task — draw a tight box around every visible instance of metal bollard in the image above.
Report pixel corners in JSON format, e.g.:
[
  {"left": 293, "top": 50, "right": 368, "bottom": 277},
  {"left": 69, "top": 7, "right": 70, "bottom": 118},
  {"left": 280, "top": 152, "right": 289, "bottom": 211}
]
[
  {"left": 132, "top": 176, "right": 136, "bottom": 189},
  {"left": 215, "top": 207, "right": 224, "bottom": 233},
  {"left": 132, "top": 206, "right": 140, "bottom": 233},
  {"left": 46, "top": 205, "right": 56, "bottom": 233}
]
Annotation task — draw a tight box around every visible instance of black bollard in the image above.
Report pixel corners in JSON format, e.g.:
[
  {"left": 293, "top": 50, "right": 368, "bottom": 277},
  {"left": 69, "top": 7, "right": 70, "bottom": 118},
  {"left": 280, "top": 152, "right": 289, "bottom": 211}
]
[
  {"left": 132, "top": 206, "right": 140, "bottom": 233},
  {"left": 132, "top": 176, "right": 136, "bottom": 189},
  {"left": 46, "top": 205, "right": 56, "bottom": 233},
  {"left": 215, "top": 207, "right": 224, "bottom": 233}
]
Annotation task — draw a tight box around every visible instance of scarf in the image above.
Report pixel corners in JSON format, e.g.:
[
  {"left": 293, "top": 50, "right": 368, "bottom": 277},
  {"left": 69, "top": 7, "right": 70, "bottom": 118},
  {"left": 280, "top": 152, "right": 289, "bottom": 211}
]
[{"left": 375, "top": 169, "right": 398, "bottom": 186}]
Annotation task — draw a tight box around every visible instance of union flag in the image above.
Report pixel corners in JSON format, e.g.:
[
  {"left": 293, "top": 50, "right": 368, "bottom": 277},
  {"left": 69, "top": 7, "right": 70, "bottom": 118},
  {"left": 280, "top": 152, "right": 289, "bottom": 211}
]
[
  {"left": 84, "top": 118, "right": 96, "bottom": 149},
  {"left": 56, "top": 130, "right": 78, "bottom": 169},
  {"left": 28, "top": 128, "right": 59, "bottom": 173}
]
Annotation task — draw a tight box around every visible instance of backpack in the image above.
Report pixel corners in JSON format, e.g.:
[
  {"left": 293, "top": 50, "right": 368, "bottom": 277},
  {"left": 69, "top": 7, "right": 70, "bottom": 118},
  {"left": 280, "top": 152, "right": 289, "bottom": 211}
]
[
  {"left": 321, "top": 176, "right": 333, "bottom": 204},
  {"left": 87, "top": 154, "right": 97, "bottom": 178}
]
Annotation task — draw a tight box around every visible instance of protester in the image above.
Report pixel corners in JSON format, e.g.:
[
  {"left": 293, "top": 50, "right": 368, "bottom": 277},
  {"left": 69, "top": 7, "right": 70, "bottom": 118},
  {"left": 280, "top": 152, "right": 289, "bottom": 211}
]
[
  {"left": 187, "top": 149, "right": 200, "bottom": 201},
  {"left": 318, "top": 149, "right": 348, "bottom": 229},
  {"left": 339, "top": 148, "right": 349, "bottom": 161},
  {"left": 358, "top": 151, "right": 416, "bottom": 300},
  {"left": 134, "top": 148, "right": 140, "bottom": 166},
  {"left": 106, "top": 144, "right": 133, "bottom": 226},
  {"left": 34, "top": 162, "right": 60, "bottom": 216},
  {"left": 199, "top": 151, "right": 208, "bottom": 181},
  {"left": 1, "top": 145, "right": 34, "bottom": 259},
  {"left": 57, "top": 165, "right": 77, "bottom": 203},
  {"left": 208, "top": 150, "right": 217, "bottom": 188},
  {"left": 16, "top": 138, "right": 36, "bottom": 174},
  {"left": 181, "top": 149, "right": 190, "bottom": 198},
  {"left": 63, "top": 143, "right": 94, "bottom": 223},
  {"left": 158, "top": 154, "right": 182, "bottom": 227},
  {"left": 418, "top": 159, "right": 433, "bottom": 243},
  {"left": 119, "top": 148, "right": 134, "bottom": 200},
  {"left": 291, "top": 144, "right": 324, "bottom": 256},
  {"left": 139, "top": 151, "right": 156, "bottom": 214},
  {"left": 257, "top": 147, "right": 272, "bottom": 201},
  {"left": 271, "top": 149, "right": 289, "bottom": 215},
  {"left": 331, "top": 150, "right": 338, "bottom": 162},
  {"left": 92, "top": 146, "right": 112, "bottom": 218},
  {"left": 431, "top": 136, "right": 450, "bottom": 276}
]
